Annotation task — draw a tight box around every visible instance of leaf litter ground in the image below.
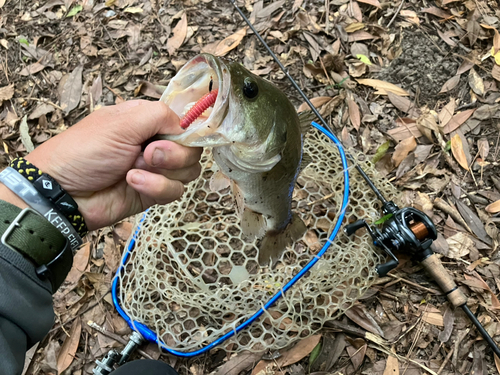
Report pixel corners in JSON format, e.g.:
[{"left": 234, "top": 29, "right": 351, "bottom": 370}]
[{"left": 1, "top": 0, "right": 500, "bottom": 374}]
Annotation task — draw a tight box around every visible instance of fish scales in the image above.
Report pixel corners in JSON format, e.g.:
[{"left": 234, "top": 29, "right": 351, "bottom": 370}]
[{"left": 158, "top": 53, "right": 307, "bottom": 265}]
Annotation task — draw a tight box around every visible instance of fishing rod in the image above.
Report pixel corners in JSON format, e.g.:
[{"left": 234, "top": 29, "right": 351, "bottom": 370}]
[{"left": 228, "top": 0, "right": 500, "bottom": 358}]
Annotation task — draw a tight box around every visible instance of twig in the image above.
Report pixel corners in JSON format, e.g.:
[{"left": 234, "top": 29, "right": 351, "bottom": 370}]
[
  {"left": 387, "top": 274, "right": 442, "bottom": 295},
  {"left": 369, "top": 344, "right": 439, "bottom": 375},
  {"left": 87, "top": 321, "right": 154, "bottom": 360},
  {"left": 436, "top": 346, "right": 454, "bottom": 375},
  {"left": 387, "top": 0, "right": 405, "bottom": 28},
  {"left": 20, "top": 97, "right": 63, "bottom": 110},
  {"left": 433, "top": 197, "right": 472, "bottom": 233}
]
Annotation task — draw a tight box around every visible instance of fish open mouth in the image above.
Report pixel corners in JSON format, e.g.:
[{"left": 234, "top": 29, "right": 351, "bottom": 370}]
[{"left": 160, "top": 54, "right": 231, "bottom": 138}]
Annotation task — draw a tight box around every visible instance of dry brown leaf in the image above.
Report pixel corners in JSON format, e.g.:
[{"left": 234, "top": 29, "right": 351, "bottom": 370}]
[
  {"left": 442, "top": 108, "right": 475, "bottom": 134},
  {"left": 422, "top": 311, "right": 444, "bottom": 326},
  {"left": 344, "top": 22, "right": 365, "bottom": 33},
  {"left": 356, "top": 79, "right": 409, "bottom": 96},
  {"left": 345, "top": 305, "right": 384, "bottom": 336},
  {"left": 383, "top": 355, "right": 399, "bottom": 375},
  {"left": 0, "top": 84, "right": 14, "bottom": 102},
  {"left": 478, "top": 138, "right": 489, "bottom": 160},
  {"left": 486, "top": 200, "right": 500, "bottom": 214},
  {"left": 447, "top": 232, "right": 473, "bottom": 258},
  {"left": 387, "top": 91, "right": 412, "bottom": 113},
  {"left": 348, "top": 31, "right": 375, "bottom": 42},
  {"left": 468, "top": 68, "right": 484, "bottom": 96},
  {"left": 66, "top": 242, "right": 90, "bottom": 284},
  {"left": 349, "top": 1, "right": 363, "bottom": 22},
  {"left": 400, "top": 10, "right": 419, "bottom": 25},
  {"left": 215, "top": 351, "right": 263, "bottom": 375},
  {"left": 451, "top": 134, "right": 469, "bottom": 170},
  {"left": 422, "top": 6, "right": 451, "bottom": 18},
  {"left": 392, "top": 136, "right": 417, "bottom": 167},
  {"left": 297, "top": 96, "right": 332, "bottom": 112},
  {"left": 416, "top": 112, "right": 438, "bottom": 142},
  {"left": 481, "top": 23, "right": 500, "bottom": 54},
  {"left": 387, "top": 119, "right": 422, "bottom": 142},
  {"left": 495, "top": 354, "right": 500, "bottom": 374},
  {"left": 275, "top": 335, "right": 322, "bottom": 367},
  {"left": 437, "top": 29, "right": 456, "bottom": 46},
  {"left": 167, "top": 13, "right": 187, "bottom": 55},
  {"left": 492, "top": 65, "right": 500, "bottom": 82},
  {"left": 19, "top": 62, "right": 47, "bottom": 76},
  {"left": 214, "top": 28, "right": 247, "bottom": 57},
  {"left": 356, "top": 0, "right": 381, "bottom": 8},
  {"left": 438, "top": 75, "right": 460, "bottom": 94},
  {"left": 465, "top": 272, "right": 500, "bottom": 309},
  {"left": 438, "top": 99, "right": 455, "bottom": 127},
  {"left": 59, "top": 65, "right": 83, "bottom": 114},
  {"left": 457, "top": 60, "right": 474, "bottom": 75},
  {"left": 347, "top": 95, "right": 361, "bottom": 130},
  {"left": 57, "top": 318, "right": 81, "bottom": 373},
  {"left": 346, "top": 338, "right": 367, "bottom": 370}
]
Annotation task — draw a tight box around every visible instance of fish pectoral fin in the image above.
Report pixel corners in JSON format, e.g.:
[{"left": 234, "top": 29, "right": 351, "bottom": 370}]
[
  {"left": 299, "top": 152, "right": 313, "bottom": 173},
  {"left": 298, "top": 111, "right": 317, "bottom": 134},
  {"left": 231, "top": 182, "right": 245, "bottom": 217},
  {"left": 258, "top": 213, "right": 306, "bottom": 266},
  {"left": 209, "top": 170, "right": 231, "bottom": 192},
  {"left": 241, "top": 208, "right": 267, "bottom": 240}
]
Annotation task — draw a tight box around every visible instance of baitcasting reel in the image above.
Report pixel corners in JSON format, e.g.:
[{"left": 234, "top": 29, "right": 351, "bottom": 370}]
[
  {"left": 345, "top": 199, "right": 437, "bottom": 277},
  {"left": 344, "top": 166, "right": 500, "bottom": 358}
]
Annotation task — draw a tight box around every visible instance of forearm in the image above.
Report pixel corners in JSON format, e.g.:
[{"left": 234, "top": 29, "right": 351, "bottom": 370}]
[
  {"left": 0, "top": 239, "right": 54, "bottom": 375},
  {"left": 0, "top": 182, "right": 61, "bottom": 375}
]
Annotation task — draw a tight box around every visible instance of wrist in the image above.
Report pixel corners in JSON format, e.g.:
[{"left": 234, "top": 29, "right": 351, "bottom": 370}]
[{"left": 0, "top": 182, "right": 28, "bottom": 209}]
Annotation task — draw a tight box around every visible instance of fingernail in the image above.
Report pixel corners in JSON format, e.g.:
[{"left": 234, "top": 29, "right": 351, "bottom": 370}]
[
  {"left": 131, "top": 172, "right": 145, "bottom": 185},
  {"left": 152, "top": 148, "right": 165, "bottom": 167}
]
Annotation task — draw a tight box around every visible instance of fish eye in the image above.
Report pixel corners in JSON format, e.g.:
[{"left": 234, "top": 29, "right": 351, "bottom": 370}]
[{"left": 243, "top": 78, "right": 259, "bottom": 99}]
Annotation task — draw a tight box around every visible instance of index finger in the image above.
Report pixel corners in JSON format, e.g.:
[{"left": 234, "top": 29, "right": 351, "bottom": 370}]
[{"left": 113, "top": 100, "right": 184, "bottom": 144}]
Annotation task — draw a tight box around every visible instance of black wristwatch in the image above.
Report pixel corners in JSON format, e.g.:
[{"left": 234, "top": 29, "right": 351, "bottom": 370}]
[{"left": 0, "top": 200, "right": 73, "bottom": 292}]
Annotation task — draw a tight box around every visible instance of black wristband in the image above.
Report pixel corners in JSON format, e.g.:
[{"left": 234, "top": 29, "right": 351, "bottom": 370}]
[{"left": 10, "top": 157, "right": 88, "bottom": 237}]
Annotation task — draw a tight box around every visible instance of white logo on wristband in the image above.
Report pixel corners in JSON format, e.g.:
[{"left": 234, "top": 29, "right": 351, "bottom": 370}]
[{"left": 0, "top": 167, "right": 82, "bottom": 250}]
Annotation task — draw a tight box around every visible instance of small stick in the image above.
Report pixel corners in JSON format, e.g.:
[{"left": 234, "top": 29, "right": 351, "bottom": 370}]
[
  {"left": 387, "top": 0, "right": 405, "bottom": 28},
  {"left": 387, "top": 274, "right": 442, "bottom": 295},
  {"left": 87, "top": 321, "right": 154, "bottom": 360},
  {"left": 433, "top": 197, "right": 472, "bottom": 233},
  {"left": 20, "top": 97, "right": 64, "bottom": 111},
  {"left": 436, "top": 346, "right": 454, "bottom": 375}
]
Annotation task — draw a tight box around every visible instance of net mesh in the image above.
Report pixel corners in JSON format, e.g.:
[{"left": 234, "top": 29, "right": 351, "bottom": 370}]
[{"left": 116, "top": 127, "right": 398, "bottom": 352}]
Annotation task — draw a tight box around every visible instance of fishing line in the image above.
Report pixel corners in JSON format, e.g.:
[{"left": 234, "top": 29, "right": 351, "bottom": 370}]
[{"left": 112, "top": 122, "right": 351, "bottom": 356}]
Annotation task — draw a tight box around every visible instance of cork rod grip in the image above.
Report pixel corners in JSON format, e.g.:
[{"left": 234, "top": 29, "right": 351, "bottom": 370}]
[{"left": 421, "top": 254, "right": 467, "bottom": 308}]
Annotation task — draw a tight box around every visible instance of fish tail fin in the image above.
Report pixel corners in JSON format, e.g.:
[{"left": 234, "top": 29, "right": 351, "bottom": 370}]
[{"left": 258, "top": 213, "right": 306, "bottom": 266}]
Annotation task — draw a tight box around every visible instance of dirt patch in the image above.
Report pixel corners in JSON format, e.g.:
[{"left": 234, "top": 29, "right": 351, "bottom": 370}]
[{"left": 378, "top": 30, "right": 462, "bottom": 105}]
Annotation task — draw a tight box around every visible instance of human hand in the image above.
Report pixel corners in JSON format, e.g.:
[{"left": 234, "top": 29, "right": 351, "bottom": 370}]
[{"left": 25, "top": 100, "right": 202, "bottom": 231}]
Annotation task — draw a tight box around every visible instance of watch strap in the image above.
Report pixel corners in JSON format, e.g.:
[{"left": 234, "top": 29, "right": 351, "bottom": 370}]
[{"left": 0, "top": 200, "right": 73, "bottom": 292}]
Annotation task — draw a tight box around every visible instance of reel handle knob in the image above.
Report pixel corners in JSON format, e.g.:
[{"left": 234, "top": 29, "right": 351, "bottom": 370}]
[{"left": 421, "top": 253, "right": 467, "bottom": 308}]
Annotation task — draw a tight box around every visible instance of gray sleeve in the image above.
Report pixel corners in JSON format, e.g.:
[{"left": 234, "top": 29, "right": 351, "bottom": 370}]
[{"left": 0, "top": 243, "right": 55, "bottom": 375}]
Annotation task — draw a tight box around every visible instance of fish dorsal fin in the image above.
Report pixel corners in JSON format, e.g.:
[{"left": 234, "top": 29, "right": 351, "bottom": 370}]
[
  {"left": 299, "top": 152, "right": 313, "bottom": 173},
  {"left": 298, "top": 111, "right": 317, "bottom": 134},
  {"left": 209, "top": 170, "right": 231, "bottom": 192}
]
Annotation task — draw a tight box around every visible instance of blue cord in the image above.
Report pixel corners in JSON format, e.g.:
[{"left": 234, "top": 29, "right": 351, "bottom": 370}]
[{"left": 112, "top": 121, "right": 350, "bottom": 357}]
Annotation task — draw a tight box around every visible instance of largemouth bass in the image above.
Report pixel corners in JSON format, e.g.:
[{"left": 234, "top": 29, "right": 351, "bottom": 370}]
[{"left": 158, "top": 53, "right": 307, "bottom": 265}]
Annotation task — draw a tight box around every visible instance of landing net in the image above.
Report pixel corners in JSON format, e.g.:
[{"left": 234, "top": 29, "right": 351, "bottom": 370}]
[{"left": 114, "top": 126, "right": 397, "bottom": 352}]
